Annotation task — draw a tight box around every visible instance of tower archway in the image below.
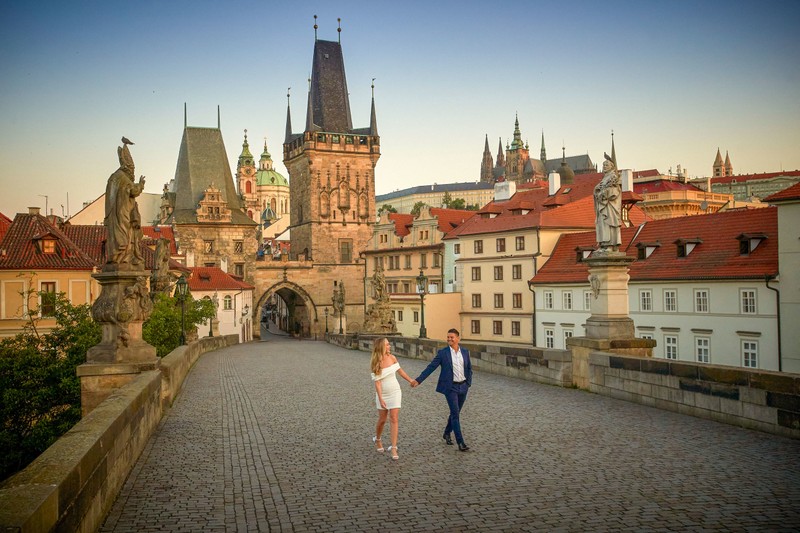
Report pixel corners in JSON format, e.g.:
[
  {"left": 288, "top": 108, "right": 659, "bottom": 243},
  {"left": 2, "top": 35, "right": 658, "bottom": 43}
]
[{"left": 255, "top": 281, "right": 320, "bottom": 338}]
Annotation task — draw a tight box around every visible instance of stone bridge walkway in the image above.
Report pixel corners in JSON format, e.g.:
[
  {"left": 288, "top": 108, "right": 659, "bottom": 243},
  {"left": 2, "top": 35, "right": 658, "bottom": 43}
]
[{"left": 101, "top": 336, "right": 800, "bottom": 532}]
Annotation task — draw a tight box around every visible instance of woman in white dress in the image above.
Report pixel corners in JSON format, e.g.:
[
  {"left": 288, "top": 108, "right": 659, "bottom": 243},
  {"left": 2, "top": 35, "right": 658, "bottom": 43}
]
[{"left": 370, "top": 338, "right": 414, "bottom": 460}]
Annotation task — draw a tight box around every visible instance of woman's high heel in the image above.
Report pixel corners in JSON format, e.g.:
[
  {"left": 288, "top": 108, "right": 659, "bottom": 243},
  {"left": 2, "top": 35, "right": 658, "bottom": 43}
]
[
  {"left": 387, "top": 445, "right": 399, "bottom": 460},
  {"left": 372, "top": 436, "right": 384, "bottom": 452}
]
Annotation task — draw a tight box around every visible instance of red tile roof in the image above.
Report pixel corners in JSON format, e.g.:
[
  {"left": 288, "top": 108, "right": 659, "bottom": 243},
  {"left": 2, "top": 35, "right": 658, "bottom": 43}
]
[
  {"left": 764, "top": 182, "right": 800, "bottom": 203},
  {"left": 531, "top": 207, "right": 778, "bottom": 284},
  {"left": 446, "top": 176, "right": 649, "bottom": 238},
  {"left": 633, "top": 169, "right": 661, "bottom": 178},
  {"left": 0, "top": 212, "right": 12, "bottom": 243},
  {"left": 387, "top": 209, "right": 474, "bottom": 237},
  {"left": 634, "top": 180, "right": 703, "bottom": 194},
  {"left": 188, "top": 266, "right": 254, "bottom": 291},
  {"left": 711, "top": 170, "right": 800, "bottom": 185},
  {"left": 0, "top": 213, "right": 97, "bottom": 270},
  {"left": 142, "top": 226, "right": 179, "bottom": 254},
  {"left": 61, "top": 225, "right": 106, "bottom": 264}
]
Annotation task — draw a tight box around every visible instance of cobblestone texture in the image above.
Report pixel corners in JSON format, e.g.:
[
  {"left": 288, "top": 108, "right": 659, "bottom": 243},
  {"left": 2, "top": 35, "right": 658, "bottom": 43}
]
[{"left": 102, "top": 336, "right": 800, "bottom": 532}]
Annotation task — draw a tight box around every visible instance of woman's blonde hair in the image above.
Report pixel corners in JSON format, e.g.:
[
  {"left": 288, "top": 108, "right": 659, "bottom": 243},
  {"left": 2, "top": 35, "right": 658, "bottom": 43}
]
[{"left": 370, "top": 338, "right": 387, "bottom": 376}]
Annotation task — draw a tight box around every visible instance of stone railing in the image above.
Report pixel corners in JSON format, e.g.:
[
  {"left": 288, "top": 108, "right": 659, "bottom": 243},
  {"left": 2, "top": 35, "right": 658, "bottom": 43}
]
[
  {"left": 0, "top": 335, "right": 239, "bottom": 532},
  {"left": 589, "top": 352, "right": 800, "bottom": 439}
]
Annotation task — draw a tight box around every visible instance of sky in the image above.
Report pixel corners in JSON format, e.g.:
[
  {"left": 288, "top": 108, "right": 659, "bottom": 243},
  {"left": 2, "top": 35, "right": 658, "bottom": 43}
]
[{"left": 1, "top": 0, "right": 799, "bottom": 218}]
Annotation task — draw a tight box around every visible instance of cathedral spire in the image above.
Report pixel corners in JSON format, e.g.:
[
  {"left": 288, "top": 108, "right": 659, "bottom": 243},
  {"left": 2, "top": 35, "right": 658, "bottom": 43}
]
[
  {"left": 540, "top": 130, "right": 547, "bottom": 163},
  {"left": 480, "top": 134, "right": 494, "bottom": 183},
  {"left": 496, "top": 137, "right": 505, "bottom": 168},
  {"left": 305, "top": 77, "right": 316, "bottom": 132},
  {"left": 369, "top": 78, "right": 378, "bottom": 136},
  {"left": 284, "top": 88, "right": 293, "bottom": 143},
  {"left": 610, "top": 130, "right": 618, "bottom": 168},
  {"left": 511, "top": 113, "right": 523, "bottom": 149}
]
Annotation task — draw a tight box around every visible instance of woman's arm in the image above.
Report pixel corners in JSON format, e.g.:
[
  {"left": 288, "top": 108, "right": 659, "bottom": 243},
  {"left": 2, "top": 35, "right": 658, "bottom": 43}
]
[
  {"left": 374, "top": 380, "right": 386, "bottom": 409},
  {"left": 396, "top": 366, "right": 414, "bottom": 384}
]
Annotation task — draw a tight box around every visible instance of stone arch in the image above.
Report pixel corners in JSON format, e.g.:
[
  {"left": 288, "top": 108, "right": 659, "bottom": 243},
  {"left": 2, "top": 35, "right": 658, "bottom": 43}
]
[{"left": 255, "top": 280, "right": 320, "bottom": 338}]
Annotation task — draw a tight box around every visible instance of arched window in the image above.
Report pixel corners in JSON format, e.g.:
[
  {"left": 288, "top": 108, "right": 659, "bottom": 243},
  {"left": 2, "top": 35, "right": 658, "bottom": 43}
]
[
  {"left": 271, "top": 198, "right": 277, "bottom": 212},
  {"left": 224, "top": 295, "right": 232, "bottom": 310},
  {"left": 248, "top": 210, "right": 253, "bottom": 220},
  {"left": 246, "top": 181, "right": 252, "bottom": 194}
]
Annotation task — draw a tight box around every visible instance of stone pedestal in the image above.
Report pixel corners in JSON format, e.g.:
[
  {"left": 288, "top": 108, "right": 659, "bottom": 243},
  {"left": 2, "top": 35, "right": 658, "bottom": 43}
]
[
  {"left": 584, "top": 250, "right": 636, "bottom": 340},
  {"left": 79, "top": 269, "right": 158, "bottom": 415}
]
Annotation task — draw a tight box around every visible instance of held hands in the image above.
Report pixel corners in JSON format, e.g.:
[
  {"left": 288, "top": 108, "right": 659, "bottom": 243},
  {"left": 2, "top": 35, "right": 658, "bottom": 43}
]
[{"left": 409, "top": 380, "right": 419, "bottom": 388}]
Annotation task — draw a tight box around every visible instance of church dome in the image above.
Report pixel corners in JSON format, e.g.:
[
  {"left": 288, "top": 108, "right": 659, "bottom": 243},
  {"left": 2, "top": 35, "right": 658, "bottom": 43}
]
[{"left": 256, "top": 168, "right": 289, "bottom": 187}]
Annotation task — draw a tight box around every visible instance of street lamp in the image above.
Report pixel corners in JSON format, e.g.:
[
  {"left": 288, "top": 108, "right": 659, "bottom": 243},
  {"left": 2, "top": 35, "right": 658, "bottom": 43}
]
[
  {"left": 338, "top": 306, "right": 344, "bottom": 335},
  {"left": 416, "top": 268, "right": 428, "bottom": 339},
  {"left": 324, "top": 307, "right": 329, "bottom": 333},
  {"left": 176, "top": 274, "right": 189, "bottom": 345}
]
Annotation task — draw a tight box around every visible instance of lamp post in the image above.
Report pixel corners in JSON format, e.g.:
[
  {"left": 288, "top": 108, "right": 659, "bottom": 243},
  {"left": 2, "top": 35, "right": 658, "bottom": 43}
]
[
  {"left": 338, "top": 307, "right": 343, "bottom": 335},
  {"left": 209, "top": 292, "right": 218, "bottom": 338},
  {"left": 324, "top": 307, "right": 329, "bottom": 333},
  {"left": 416, "top": 268, "right": 428, "bottom": 339},
  {"left": 176, "top": 274, "right": 189, "bottom": 345}
]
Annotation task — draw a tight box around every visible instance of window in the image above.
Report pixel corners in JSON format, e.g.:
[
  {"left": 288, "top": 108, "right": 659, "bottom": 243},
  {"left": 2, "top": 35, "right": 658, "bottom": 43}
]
[
  {"left": 740, "top": 289, "right": 757, "bottom": 314},
  {"left": 640, "top": 333, "right": 654, "bottom": 340},
  {"left": 403, "top": 282, "right": 411, "bottom": 293},
  {"left": 379, "top": 234, "right": 388, "bottom": 244},
  {"left": 515, "top": 236, "right": 525, "bottom": 251},
  {"left": 564, "top": 330, "right": 574, "bottom": 344},
  {"left": 512, "top": 293, "right": 522, "bottom": 309},
  {"left": 471, "top": 267, "right": 481, "bottom": 281},
  {"left": 640, "top": 290, "right": 653, "bottom": 312},
  {"left": 454, "top": 244, "right": 461, "bottom": 255},
  {"left": 471, "top": 320, "right": 480, "bottom": 334},
  {"left": 694, "top": 289, "right": 709, "bottom": 313},
  {"left": 40, "top": 282, "right": 56, "bottom": 317},
  {"left": 234, "top": 263, "right": 244, "bottom": 277},
  {"left": 42, "top": 240, "right": 56, "bottom": 254},
  {"left": 664, "top": 290, "right": 677, "bottom": 312},
  {"left": 339, "top": 239, "right": 352, "bottom": 263},
  {"left": 493, "top": 321, "right": 503, "bottom": 335},
  {"left": 224, "top": 295, "right": 233, "bottom": 310},
  {"left": 496, "top": 238, "right": 506, "bottom": 252},
  {"left": 511, "top": 321, "right": 521, "bottom": 336},
  {"left": 204, "top": 240, "right": 214, "bottom": 253},
  {"left": 474, "top": 240, "right": 483, "bottom": 254},
  {"left": 405, "top": 255, "right": 412, "bottom": 269},
  {"left": 472, "top": 294, "right": 482, "bottom": 308},
  {"left": 397, "top": 310, "right": 403, "bottom": 322},
  {"left": 433, "top": 254, "right": 440, "bottom": 268},
  {"left": 584, "top": 290, "right": 592, "bottom": 311},
  {"left": 413, "top": 311, "right": 419, "bottom": 323},
  {"left": 234, "top": 240, "right": 244, "bottom": 254},
  {"left": 512, "top": 264, "right": 522, "bottom": 280},
  {"left": 695, "top": 337, "right": 710, "bottom": 363},
  {"left": 664, "top": 335, "right": 678, "bottom": 360},
  {"left": 545, "top": 328, "right": 555, "bottom": 348},
  {"left": 742, "top": 340, "right": 758, "bottom": 368},
  {"left": 420, "top": 253, "right": 427, "bottom": 268},
  {"left": 544, "top": 290, "right": 554, "bottom": 310},
  {"left": 494, "top": 293, "right": 504, "bottom": 308},
  {"left": 562, "top": 291, "right": 573, "bottom": 310},
  {"left": 494, "top": 266, "right": 503, "bottom": 280}
]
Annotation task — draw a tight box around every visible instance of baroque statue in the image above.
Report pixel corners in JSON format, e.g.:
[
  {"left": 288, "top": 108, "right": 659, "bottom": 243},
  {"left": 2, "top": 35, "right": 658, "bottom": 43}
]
[
  {"left": 593, "top": 153, "right": 622, "bottom": 251},
  {"left": 104, "top": 137, "right": 146, "bottom": 269}
]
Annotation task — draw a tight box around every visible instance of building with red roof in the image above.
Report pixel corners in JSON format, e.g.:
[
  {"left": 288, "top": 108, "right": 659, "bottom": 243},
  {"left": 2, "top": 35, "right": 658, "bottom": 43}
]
[
  {"left": 187, "top": 266, "right": 254, "bottom": 342},
  {"left": 764, "top": 183, "right": 800, "bottom": 372},
  {"left": 447, "top": 176, "right": 648, "bottom": 346},
  {"left": 363, "top": 206, "right": 474, "bottom": 338},
  {"left": 529, "top": 208, "right": 780, "bottom": 370},
  {"left": 0, "top": 212, "right": 12, "bottom": 243},
  {"left": 694, "top": 170, "right": 800, "bottom": 202}
]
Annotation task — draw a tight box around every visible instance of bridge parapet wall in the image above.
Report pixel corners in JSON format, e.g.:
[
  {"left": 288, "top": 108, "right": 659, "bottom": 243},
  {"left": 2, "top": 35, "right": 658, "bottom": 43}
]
[
  {"left": 589, "top": 352, "right": 800, "bottom": 439},
  {"left": 0, "top": 335, "right": 239, "bottom": 532}
]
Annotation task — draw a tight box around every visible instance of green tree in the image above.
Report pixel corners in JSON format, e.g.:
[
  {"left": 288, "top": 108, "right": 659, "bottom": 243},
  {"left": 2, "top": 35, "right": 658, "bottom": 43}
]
[
  {"left": 143, "top": 293, "right": 215, "bottom": 357},
  {"left": 449, "top": 198, "right": 467, "bottom": 210},
  {"left": 441, "top": 191, "right": 453, "bottom": 208},
  {"left": 411, "top": 201, "right": 428, "bottom": 217},
  {"left": 379, "top": 204, "right": 397, "bottom": 214},
  {"left": 0, "top": 293, "right": 101, "bottom": 481}
]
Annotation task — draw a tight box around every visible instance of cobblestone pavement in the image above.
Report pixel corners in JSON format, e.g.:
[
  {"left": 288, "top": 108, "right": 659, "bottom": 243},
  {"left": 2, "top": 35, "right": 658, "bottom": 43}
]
[{"left": 102, "top": 336, "right": 800, "bottom": 532}]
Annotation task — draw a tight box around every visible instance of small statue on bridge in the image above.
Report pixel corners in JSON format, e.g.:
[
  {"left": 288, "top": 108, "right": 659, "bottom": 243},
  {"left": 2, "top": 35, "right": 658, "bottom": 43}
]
[{"left": 593, "top": 153, "right": 622, "bottom": 252}]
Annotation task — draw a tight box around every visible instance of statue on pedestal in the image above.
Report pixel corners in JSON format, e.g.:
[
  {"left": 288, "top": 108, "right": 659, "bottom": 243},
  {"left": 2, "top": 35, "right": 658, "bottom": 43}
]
[
  {"left": 363, "top": 262, "right": 396, "bottom": 333},
  {"left": 593, "top": 153, "right": 622, "bottom": 251},
  {"left": 104, "top": 138, "right": 146, "bottom": 269}
]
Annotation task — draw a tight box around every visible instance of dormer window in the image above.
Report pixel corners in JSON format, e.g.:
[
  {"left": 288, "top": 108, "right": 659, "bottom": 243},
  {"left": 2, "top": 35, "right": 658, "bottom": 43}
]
[
  {"left": 575, "top": 246, "right": 594, "bottom": 262},
  {"left": 42, "top": 239, "right": 56, "bottom": 254},
  {"left": 562, "top": 188, "right": 572, "bottom": 194},
  {"left": 736, "top": 233, "right": 767, "bottom": 255},
  {"left": 635, "top": 241, "right": 660, "bottom": 260},
  {"left": 674, "top": 238, "right": 702, "bottom": 258}
]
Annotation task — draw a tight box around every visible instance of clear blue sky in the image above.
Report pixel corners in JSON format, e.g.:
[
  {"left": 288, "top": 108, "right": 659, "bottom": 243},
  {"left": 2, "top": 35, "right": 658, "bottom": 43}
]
[{"left": 1, "top": 0, "right": 799, "bottom": 218}]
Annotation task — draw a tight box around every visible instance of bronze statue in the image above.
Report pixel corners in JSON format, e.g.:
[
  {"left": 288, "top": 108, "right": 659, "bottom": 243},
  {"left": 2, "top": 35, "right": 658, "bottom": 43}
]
[
  {"left": 593, "top": 153, "right": 622, "bottom": 251},
  {"left": 104, "top": 141, "right": 145, "bottom": 268}
]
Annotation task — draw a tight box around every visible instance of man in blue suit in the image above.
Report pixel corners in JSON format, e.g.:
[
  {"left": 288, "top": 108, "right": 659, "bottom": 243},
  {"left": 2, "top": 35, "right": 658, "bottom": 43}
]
[{"left": 411, "top": 328, "right": 472, "bottom": 451}]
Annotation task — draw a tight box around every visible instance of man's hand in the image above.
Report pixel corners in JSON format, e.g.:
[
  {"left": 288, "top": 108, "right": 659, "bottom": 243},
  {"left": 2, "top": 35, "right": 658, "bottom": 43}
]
[{"left": 410, "top": 380, "right": 419, "bottom": 388}]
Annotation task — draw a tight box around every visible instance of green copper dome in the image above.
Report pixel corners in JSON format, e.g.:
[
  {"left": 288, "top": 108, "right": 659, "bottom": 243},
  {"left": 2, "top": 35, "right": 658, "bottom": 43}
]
[{"left": 255, "top": 139, "right": 288, "bottom": 186}]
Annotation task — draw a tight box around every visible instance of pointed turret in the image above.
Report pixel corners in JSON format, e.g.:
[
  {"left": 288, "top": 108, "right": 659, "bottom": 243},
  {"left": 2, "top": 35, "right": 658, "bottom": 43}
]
[
  {"left": 496, "top": 137, "right": 505, "bottom": 168},
  {"left": 369, "top": 81, "right": 378, "bottom": 136},
  {"left": 724, "top": 151, "right": 733, "bottom": 176},
  {"left": 259, "top": 139, "right": 274, "bottom": 171},
  {"left": 540, "top": 131, "right": 547, "bottom": 163},
  {"left": 308, "top": 39, "right": 353, "bottom": 133},
  {"left": 305, "top": 77, "right": 316, "bottom": 132},
  {"left": 480, "top": 134, "right": 494, "bottom": 183},
  {"left": 713, "top": 148, "right": 725, "bottom": 177},
  {"left": 237, "top": 130, "right": 254, "bottom": 170},
  {"left": 510, "top": 113, "right": 524, "bottom": 149},
  {"left": 284, "top": 90, "right": 293, "bottom": 143}
]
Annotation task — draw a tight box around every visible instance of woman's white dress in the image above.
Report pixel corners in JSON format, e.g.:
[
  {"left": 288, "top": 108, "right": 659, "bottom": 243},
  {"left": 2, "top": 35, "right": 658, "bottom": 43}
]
[{"left": 372, "top": 362, "right": 402, "bottom": 410}]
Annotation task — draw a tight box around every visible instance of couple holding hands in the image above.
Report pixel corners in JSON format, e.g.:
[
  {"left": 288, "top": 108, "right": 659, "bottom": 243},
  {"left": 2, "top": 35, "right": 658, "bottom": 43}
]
[{"left": 370, "top": 328, "right": 472, "bottom": 460}]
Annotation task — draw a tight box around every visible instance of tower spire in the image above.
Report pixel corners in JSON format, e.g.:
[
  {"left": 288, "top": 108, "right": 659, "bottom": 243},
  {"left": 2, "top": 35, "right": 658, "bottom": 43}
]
[
  {"left": 369, "top": 78, "right": 378, "bottom": 136},
  {"left": 217, "top": 105, "right": 220, "bottom": 129},
  {"left": 284, "top": 88, "right": 293, "bottom": 143},
  {"left": 540, "top": 130, "right": 547, "bottom": 163},
  {"left": 305, "top": 77, "right": 315, "bottom": 132},
  {"left": 511, "top": 113, "right": 523, "bottom": 149},
  {"left": 610, "top": 130, "right": 617, "bottom": 168},
  {"left": 314, "top": 15, "right": 318, "bottom": 40},
  {"left": 480, "top": 133, "right": 494, "bottom": 183}
]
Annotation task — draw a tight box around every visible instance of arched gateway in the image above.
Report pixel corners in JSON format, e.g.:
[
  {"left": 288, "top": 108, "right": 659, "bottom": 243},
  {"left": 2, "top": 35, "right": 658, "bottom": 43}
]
[{"left": 256, "top": 281, "right": 318, "bottom": 338}]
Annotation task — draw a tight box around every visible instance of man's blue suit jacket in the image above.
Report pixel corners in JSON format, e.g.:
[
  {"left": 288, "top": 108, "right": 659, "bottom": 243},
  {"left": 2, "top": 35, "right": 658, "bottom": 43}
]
[{"left": 416, "top": 346, "right": 472, "bottom": 395}]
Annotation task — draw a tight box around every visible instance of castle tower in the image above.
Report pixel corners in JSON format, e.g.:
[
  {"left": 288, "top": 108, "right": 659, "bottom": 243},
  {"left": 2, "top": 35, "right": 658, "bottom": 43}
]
[
  {"left": 283, "top": 37, "right": 380, "bottom": 263},
  {"left": 713, "top": 148, "right": 725, "bottom": 177},
  {"left": 480, "top": 134, "right": 494, "bottom": 183},
  {"left": 504, "top": 114, "right": 545, "bottom": 183},
  {"left": 724, "top": 151, "right": 733, "bottom": 176}
]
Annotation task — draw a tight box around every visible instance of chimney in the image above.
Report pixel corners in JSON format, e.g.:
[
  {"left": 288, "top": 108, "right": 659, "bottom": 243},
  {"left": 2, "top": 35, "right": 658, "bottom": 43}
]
[
  {"left": 493, "top": 180, "right": 516, "bottom": 202},
  {"left": 28, "top": 207, "right": 40, "bottom": 215},
  {"left": 548, "top": 171, "right": 560, "bottom": 196},
  {"left": 620, "top": 169, "right": 633, "bottom": 192}
]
